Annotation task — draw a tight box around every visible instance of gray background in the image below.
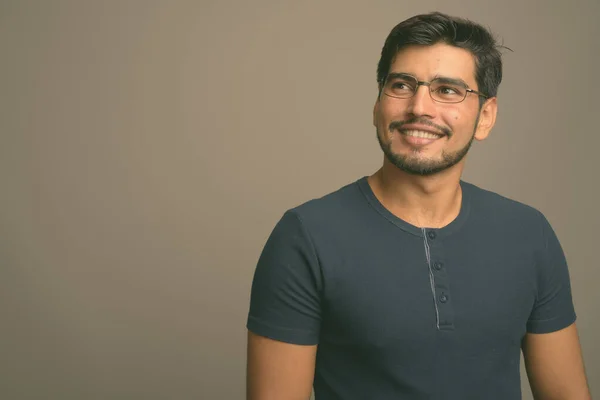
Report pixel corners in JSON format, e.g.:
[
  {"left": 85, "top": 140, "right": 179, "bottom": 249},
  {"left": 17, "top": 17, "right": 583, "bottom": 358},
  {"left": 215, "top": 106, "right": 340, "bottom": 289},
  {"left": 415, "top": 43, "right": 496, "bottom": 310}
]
[{"left": 1, "top": 1, "right": 598, "bottom": 399}]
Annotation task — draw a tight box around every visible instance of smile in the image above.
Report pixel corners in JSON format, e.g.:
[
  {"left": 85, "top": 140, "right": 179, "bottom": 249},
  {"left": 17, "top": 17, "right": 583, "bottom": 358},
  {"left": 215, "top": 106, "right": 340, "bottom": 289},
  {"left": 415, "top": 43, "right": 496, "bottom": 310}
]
[{"left": 400, "top": 130, "right": 444, "bottom": 139}]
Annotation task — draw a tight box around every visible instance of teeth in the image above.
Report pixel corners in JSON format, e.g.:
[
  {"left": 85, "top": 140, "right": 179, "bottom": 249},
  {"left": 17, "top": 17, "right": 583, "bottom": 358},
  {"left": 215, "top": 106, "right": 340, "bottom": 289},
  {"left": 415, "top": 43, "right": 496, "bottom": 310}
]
[{"left": 401, "top": 130, "right": 441, "bottom": 139}]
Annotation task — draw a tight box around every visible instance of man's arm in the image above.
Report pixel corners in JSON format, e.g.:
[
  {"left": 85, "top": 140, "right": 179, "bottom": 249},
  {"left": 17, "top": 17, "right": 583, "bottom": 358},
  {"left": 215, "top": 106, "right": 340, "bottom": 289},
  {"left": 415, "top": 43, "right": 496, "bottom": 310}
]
[
  {"left": 522, "top": 323, "right": 591, "bottom": 400},
  {"left": 246, "top": 210, "right": 323, "bottom": 400},
  {"left": 246, "top": 331, "right": 317, "bottom": 400}
]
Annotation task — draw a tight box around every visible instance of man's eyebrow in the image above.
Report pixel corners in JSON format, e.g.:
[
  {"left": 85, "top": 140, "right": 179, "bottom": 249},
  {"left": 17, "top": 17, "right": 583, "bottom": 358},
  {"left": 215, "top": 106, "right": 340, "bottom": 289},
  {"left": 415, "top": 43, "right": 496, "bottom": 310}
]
[
  {"left": 386, "top": 72, "right": 470, "bottom": 88},
  {"left": 386, "top": 72, "right": 415, "bottom": 80},
  {"left": 432, "top": 75, "right": 469, "bottom": 87}
]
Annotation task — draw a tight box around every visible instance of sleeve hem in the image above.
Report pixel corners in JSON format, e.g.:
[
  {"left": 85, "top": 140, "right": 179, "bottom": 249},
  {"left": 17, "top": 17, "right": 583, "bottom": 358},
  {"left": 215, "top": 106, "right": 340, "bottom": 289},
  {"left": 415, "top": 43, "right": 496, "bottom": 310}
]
[
  {"left": 247, "top": 316, "right": 320, "bottom": 346},
  {"left": 526, "top": 313, "right": 577, "bottom": 334}
]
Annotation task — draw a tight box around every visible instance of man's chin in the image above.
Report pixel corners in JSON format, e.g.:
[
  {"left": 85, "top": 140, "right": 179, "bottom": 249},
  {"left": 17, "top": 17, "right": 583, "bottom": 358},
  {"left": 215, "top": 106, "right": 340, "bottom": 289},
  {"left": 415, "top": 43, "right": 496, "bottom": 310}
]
[
  {"left": 384, "top": 152, "right": 452, "bottom": 176},
  {"left": 379, "top": 133, "right": 473, "bottom": 177},
  {"left": 395, "top": 164, "right": 446, "bottom": 176}
]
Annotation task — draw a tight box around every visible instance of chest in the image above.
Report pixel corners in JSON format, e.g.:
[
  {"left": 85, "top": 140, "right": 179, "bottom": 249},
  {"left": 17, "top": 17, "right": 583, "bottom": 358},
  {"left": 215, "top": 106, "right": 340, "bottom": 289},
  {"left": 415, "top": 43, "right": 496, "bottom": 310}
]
[{"left": 319, "top": 233, "right": 536, "bottom": 357}]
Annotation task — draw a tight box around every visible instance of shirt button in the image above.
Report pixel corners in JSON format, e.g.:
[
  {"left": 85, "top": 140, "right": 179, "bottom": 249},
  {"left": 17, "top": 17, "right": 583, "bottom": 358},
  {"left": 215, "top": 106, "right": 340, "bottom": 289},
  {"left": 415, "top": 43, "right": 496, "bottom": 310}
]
[
  {"left": 427, "top": 231, "right": 437, "bottom": 240},
  {"left": 439, "top": 294, "right": 448, "bottom": 303},
  {"left": 434, "top": 262, "right": 443, "bottom": 271}
]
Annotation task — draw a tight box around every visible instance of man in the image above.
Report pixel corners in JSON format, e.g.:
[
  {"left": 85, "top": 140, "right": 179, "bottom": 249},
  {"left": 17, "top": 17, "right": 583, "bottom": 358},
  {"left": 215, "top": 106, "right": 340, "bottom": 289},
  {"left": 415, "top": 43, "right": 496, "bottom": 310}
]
[{"left": 246, "top": 12, "right": 591, "bottom": 400}]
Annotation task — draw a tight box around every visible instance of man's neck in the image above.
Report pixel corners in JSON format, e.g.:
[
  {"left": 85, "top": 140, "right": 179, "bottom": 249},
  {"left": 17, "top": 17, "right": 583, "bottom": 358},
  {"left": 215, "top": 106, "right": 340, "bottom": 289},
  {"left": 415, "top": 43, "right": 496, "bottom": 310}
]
[{"left": 367, "top": 162, "right": 465, "bottom": 229}]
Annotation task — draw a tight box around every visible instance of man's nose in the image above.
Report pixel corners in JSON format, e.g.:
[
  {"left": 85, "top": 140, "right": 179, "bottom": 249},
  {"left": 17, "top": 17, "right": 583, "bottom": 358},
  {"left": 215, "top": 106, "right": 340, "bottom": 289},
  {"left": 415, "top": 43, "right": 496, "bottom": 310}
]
[{"left": 406, "top": 84, "right": 437, "bottom": 118}]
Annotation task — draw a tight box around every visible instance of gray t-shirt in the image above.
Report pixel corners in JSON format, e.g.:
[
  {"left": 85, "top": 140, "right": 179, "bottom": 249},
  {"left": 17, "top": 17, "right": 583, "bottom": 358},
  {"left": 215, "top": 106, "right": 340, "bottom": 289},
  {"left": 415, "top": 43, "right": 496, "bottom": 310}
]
[{"left": 247, "top": 177, "right": 576, "bottom": 399}]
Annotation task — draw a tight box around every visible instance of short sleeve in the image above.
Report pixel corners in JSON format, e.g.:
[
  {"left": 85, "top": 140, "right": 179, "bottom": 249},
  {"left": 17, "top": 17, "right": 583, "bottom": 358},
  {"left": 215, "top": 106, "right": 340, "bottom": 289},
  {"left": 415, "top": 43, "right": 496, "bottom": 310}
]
[
  {"left": 246, "top": 210, "right": 322, "bottom": 345},
  {"left": 526, "top": 213, "right": 577, "bottom": 333}
]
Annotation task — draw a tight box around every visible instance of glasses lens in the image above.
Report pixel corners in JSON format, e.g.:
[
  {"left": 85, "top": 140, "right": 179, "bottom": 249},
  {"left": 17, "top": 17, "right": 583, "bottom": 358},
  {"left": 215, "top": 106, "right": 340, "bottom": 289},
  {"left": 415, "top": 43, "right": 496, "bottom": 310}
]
[
  {"left": 430, "top": 80, "right": 467, "bottom": 103},
  {"left": 384, "top": 75, "right": 417, "bottom": 98}
]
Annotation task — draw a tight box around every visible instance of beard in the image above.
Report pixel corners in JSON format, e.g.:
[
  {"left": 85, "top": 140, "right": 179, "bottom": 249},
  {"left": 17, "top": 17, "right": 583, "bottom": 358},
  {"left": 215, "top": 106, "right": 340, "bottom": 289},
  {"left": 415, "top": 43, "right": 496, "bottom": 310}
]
[{"left": 376, "top": 116, "right": 479, "bottom": 176}]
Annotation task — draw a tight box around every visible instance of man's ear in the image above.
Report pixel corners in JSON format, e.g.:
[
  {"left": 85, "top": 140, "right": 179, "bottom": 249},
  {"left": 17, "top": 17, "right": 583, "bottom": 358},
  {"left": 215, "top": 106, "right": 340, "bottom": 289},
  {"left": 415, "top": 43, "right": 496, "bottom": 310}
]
[
  {"left": 373, "top": 98, "right": 380, "bottom": 127},
  {"left": 474, "top": 97, "right": 498, "bottom": 141}
]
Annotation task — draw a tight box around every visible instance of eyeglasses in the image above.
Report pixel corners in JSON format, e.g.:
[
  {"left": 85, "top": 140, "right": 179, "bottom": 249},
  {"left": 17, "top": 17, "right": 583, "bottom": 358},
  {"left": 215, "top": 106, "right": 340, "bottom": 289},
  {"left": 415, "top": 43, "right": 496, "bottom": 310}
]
[{"left": 381, "top": 73, "right": 488, "bottom": 104}]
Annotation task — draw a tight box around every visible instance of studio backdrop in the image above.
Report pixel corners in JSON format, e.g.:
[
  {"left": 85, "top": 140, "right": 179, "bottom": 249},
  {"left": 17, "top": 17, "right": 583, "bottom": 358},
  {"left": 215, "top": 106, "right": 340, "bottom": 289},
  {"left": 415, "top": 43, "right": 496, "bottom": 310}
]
[{"left": 1, "top": 1, "right": 598, "bottom": 399}]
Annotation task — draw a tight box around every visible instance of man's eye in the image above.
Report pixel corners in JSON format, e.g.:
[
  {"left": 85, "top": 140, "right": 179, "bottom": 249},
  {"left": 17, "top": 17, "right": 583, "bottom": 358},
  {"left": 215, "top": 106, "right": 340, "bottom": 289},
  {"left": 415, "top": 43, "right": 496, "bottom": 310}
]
[
  {"left": 392, "top": 82, "right": 412, "bottom": 90},
  {"left": 438, "top": 86, "right": 458, "bottom": 94},
  {"left": 434, "top": 85, "right": 464, "bottom": 96}
]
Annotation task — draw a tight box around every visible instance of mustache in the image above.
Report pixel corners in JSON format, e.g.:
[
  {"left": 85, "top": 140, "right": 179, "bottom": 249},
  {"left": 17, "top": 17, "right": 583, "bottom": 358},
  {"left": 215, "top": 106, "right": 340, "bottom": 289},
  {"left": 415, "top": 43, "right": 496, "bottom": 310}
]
[{"left": 389, "top": 118, "right": 452, "bottom": 137}]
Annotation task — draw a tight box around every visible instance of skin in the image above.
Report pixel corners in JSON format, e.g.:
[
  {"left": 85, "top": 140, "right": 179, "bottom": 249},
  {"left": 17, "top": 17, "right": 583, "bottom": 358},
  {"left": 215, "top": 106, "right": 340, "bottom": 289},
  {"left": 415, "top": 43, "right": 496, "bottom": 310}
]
[
  {"left": 369, "top": 42, "right": 496, "bottom": 229},
  {"left": 246, "top": 42, "right": 591, "bottom": 400},
  {"left": 246, "top": 331, "right": 316, "bottom": 400},
  {"left": 523, "top": 324, "right": 591, "bottom": 399}
]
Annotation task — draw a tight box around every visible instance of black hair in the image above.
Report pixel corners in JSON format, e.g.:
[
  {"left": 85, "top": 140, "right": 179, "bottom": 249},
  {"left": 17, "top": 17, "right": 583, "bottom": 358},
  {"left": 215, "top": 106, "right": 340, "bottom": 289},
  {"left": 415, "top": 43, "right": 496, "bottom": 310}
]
[{"left": 377, "top": 12, "right": 510, "bottom": 102}]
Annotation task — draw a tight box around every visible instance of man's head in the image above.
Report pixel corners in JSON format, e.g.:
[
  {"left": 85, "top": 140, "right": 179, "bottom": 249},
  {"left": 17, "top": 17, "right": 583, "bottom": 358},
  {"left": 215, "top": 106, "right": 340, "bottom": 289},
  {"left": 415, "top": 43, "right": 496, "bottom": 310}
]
[{"left": 373, "top": 12, "right": 504, "bottom": 176}]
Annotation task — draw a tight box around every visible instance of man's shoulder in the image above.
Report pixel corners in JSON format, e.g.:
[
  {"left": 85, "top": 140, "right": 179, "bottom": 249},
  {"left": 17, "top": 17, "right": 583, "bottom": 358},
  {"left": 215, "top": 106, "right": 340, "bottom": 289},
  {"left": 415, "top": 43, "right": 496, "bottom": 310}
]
[
  {"left": 287, "top": 177, "right": 367, "bottom": 222},
  {"left": 264, "top": 177, "right": 369, "bottom": 247},
  {"left": 463, "top": 180, "right": 545, "bottom": 225}
]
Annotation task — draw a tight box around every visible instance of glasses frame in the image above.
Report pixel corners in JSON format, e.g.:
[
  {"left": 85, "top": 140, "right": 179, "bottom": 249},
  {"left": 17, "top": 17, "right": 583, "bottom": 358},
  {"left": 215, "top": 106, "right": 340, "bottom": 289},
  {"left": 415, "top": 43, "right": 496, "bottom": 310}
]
[{"left": 380, "top": 73, "right": 489, "bottom": 104}]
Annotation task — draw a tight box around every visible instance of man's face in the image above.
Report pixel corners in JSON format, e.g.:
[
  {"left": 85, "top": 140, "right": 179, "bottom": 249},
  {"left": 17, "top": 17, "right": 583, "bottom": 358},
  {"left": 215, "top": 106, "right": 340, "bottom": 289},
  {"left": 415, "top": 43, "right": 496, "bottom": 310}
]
[{"left": 373, "top": 42, "right": 496, "bottom": 176}]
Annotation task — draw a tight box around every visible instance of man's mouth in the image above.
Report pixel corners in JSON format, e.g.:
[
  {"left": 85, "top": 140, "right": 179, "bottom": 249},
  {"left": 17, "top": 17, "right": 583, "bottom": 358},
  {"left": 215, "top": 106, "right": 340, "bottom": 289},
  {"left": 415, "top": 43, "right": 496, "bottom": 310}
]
[{"left": 400, "top": 129, "right": 444, "bottom": 139}]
